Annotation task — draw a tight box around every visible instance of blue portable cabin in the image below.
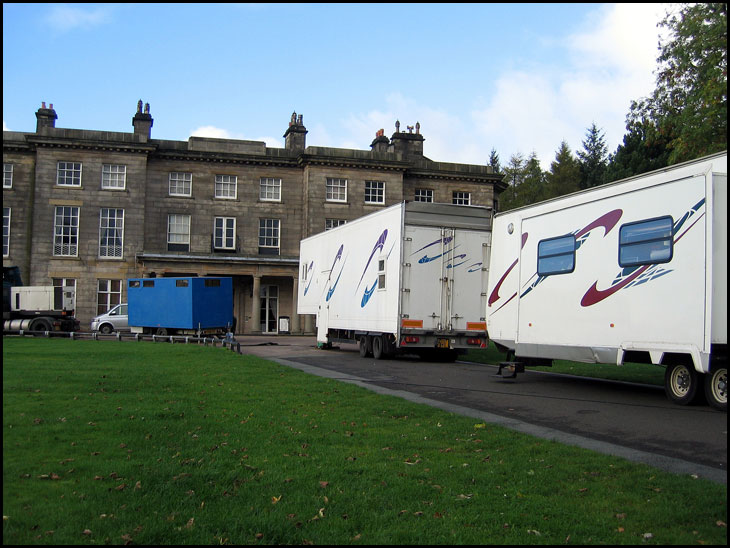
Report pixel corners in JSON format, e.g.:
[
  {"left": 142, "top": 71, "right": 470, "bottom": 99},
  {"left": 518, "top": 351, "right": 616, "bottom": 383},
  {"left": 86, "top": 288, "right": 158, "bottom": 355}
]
[{"left": 127, "top": 277, "right": 233, "bottom": 334}]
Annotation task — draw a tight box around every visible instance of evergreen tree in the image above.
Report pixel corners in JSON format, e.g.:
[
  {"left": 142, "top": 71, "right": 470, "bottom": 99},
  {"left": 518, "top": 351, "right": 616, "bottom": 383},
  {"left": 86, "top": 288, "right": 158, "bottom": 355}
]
[
  {"left": 488, "top": 148, "right": 501, "bottom": 174},
  {"left": 546, "top": 141, "right": 580, "bottom": 198},
  {"left": 499, "top": 152, "right": 525, "bottom": 211},
  {"left": 577, "top": 122, "right": 608, "bottom": 189}
]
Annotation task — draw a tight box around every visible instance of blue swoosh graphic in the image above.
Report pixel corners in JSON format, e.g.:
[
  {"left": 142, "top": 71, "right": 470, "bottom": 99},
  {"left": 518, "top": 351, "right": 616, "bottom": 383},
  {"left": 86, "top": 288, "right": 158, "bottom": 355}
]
[
  {"left": 303, "top": 261, "right": 314, "bottom": 295},
  {"left": 356, "top": 229, "right": 388, "bottom": 292},
  {"left": 360, "top": 280, "right": 378, "bottom": 307}
]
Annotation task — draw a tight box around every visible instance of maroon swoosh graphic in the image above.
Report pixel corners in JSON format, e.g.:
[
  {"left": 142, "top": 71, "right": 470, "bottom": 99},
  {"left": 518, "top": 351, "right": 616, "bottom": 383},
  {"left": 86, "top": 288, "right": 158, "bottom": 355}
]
[
  {"left": 581, "top": 265, "right": 650, "bottom": 306},
  {"left": 581, "top": 210, "right": 704, "bottom": 307},
  {"left": 575, "top": 209, "right": 622, "bottom": 239},
  {"left": 488, "top": 232, "right": 528, "bottom": 307}
]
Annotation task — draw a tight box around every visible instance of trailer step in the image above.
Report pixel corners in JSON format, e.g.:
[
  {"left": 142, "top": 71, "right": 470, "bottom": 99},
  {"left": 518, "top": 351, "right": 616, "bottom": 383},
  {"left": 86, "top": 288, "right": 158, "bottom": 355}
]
[{"left": 496, "top": 361, "right": 525, "bottom": 379}]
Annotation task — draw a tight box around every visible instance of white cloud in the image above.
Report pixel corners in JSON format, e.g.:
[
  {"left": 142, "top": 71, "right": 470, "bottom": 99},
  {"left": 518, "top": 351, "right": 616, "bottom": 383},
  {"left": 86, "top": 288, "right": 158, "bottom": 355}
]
[
  {"left": 44, "top": 5, "right": 112, "bottom": 32},
  {"left": 189, "top": 125, "right": 282, "bottom": 148},
  {"left": 469, "top": 3, "right": 667, "bottom": 168}
]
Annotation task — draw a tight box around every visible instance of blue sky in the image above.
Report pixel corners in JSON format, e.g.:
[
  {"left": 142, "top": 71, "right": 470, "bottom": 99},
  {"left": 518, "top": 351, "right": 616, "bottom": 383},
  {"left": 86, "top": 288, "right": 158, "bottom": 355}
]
[{"left": 3, "top": 3, "right": 669, "bottom": 169}]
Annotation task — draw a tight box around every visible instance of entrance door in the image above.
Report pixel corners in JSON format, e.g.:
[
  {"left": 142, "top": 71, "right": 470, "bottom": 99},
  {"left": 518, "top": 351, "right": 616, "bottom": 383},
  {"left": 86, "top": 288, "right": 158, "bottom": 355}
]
[{"left": 260, "top": 285, "right": 279, "bottom": 333}]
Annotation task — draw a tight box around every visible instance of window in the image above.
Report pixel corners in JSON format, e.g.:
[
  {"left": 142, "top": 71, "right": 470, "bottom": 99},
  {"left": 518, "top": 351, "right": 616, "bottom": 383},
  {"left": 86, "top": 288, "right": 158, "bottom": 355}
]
[
  {"left": 260, "top": 177, "right": 282, "bottom": 201},
  {"left": 259, "top": 218, "right": 280, "bottom": 255},
  {"left": 215, "top": 175, "right": 237, "bottom": 199},
  {"left": 57, "top": 162, "right": 82, "bottom": 187},
  {"left": 3, "top": 207, "right": 10, "bottom": 257},
  {"left": 378, "top": 258, "right": 386, "bottom": 289},
  {"left": 205, "top": 279, "right": 221, "bottom": 287},
  {"left": 176, "top": 279, "right": 189, "bottom": 287},
  {"left": 365, "top": 181, "right": 385, "bottom": 204},
  {"left": 325, "top": 219, "right": 347, "bottom": 231},
  {"left": 214, "top": 217, "right": 236, "bottom": 250},
  {"left": 326, "top": 178, "right": 347, "bottom": 202},
  {"left": 99, "top": 208, "right": 124, "bottom": 258},
  {"left": 415, "top": 189, "right": 433, "bottom": 202},
  {"left": 619, "top": 216, "right": 673, "bottom": 267},
  {"left": 167, "top": 214, "right": 190, "bottom": 252},
  {"left": 53, "top": 278, "right": 76, "bottom": 290},
  {"left": 3, "top": 163, "right": 12, "bottom": 188},
  {"left": 102, "top": 164, "right": 126, "bottom": 190},
  {"left": 53, "top": 206, "right": 79, "bottom": 256},
  {"left": 169, "top": 172, "right": 192, "bottom": 196},
  {"left": 453, "top": 191, "right": 471, "bottom": 205},
  {"left": 537, "top": 235, "right": 576, "bottom": 276},
  {"left": 97, "top": 279, "right": 122, "bottom": 315}
]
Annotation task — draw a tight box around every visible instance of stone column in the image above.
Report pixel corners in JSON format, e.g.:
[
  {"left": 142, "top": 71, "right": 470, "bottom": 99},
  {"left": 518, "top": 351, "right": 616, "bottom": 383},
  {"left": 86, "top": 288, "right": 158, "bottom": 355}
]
[
  {"left": 291, "top": 276, "right": 300, "bottom": 334},
  {"left": 251, "top": 275, "right": 261, "bottom": 334}
]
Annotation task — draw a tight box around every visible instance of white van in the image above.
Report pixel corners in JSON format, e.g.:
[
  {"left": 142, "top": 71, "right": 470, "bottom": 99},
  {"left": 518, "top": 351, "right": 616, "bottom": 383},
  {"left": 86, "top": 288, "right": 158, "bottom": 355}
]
[{"left": 90, "top": 303, "right": 129, "bottom": 334}]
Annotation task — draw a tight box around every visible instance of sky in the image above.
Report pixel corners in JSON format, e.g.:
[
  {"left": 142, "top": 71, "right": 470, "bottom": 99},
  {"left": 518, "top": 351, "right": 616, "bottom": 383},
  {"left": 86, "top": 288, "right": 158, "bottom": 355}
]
[{"left": 3, "top": 3, "right": 671, "bottom": 170}]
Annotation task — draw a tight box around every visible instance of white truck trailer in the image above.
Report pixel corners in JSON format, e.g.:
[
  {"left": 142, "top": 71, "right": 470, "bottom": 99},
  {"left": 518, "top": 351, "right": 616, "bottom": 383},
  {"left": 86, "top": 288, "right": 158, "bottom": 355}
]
[
  {"left": 486, "top": 151, "right": 727, "bottom": 409},
  {"left": 298, "top": 202, "right": 492, "bottom": 360}
]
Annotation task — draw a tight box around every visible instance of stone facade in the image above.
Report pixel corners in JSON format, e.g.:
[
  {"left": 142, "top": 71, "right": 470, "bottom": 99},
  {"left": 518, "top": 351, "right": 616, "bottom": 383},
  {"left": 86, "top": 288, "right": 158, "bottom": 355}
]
[{"left": 3, "top": 102, "right": 506, "bottom": 334}]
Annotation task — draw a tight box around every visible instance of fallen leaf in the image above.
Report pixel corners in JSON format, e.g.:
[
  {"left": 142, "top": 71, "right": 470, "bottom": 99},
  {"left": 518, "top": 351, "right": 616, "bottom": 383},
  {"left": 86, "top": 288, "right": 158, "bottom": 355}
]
[
  {"left": 271, "top": 495, "right": 281, "bottom": 504},
  {"left": 185, "top": 518, "right": 194, "bottom": 529},
  {"left": 82, "top": 529, "right": 92, "bottom": 535},
  {"left": 319, "top": 481, "right": 329, "bottom": 488}
]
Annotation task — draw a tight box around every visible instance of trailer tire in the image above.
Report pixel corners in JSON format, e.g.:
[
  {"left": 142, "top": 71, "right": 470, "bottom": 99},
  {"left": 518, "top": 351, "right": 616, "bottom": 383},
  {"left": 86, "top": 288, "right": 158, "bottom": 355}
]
[
  {"left": 359, "top": 335, "right": 372, "bottom": 358},
  {"left": 372, "top": 335, "right": 384, "bottom": 360},
  {"left": 156, "top": 327, "right": 168, "bottom": 336},
  {"left": 704, "top": 367, "right": 727, "bottom": 411},
  {"left": 664, "top": 363, "right": 701, "bottom": 405}
]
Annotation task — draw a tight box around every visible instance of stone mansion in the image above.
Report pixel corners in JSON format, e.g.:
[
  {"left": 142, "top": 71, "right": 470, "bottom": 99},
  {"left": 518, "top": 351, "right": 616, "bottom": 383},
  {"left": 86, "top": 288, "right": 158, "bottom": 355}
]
[{"left": 3, "top": 101, "right": 506, "bottom": 334}]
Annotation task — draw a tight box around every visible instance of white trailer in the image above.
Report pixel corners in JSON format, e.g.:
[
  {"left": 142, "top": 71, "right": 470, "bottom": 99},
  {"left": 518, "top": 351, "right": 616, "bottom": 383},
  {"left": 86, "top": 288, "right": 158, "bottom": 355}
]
[
  {"left": 298, "top": 202, "right": 491, "bottom": 360},
  {"left": 486, "top": 152, "right": 727, "bottom": 409}
]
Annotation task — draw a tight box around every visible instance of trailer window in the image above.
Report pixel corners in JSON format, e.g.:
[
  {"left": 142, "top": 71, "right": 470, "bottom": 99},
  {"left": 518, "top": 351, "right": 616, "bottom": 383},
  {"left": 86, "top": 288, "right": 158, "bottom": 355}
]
[
  {"left": 378, "top": 258, "right": 386, "bottom": 289},
  {"left": 176, "top": 279, "right": 189, "bottom": 287},
  {"left": 537, "top": 235, "right": 575, "bottom": 276},
  {"left": 205, "top": 279, "right": 221, "bottom": 287},
  {"left": 129, "top": 280, "right": 140, "bottom": 288},
  {"left": 619, "top": 216, "right": 673, "bottom": 267},
  {"left": 143, "top": 280, "right": 155, "bottom": 288}
]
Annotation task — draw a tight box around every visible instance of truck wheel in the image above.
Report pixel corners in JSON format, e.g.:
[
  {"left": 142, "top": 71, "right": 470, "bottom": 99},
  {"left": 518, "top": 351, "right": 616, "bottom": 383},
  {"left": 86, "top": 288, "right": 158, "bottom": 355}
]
[
  {"left": 704, "top": 367, "right": 727, "bottom": 411},
  {"left": 100, "top": 324, "right": 113, "bottom": 334},
  {"left": 664, "top": 363, "right": 700, "bottom": 405},
  {"left": 359, "top": 335, "right": 372, "bottom": 358},
  {"left": 31, "top": 318, "right": 52, "bottom": 333},
  {"left": 372, "top": 335, "right": 384, "bottom": 360}
]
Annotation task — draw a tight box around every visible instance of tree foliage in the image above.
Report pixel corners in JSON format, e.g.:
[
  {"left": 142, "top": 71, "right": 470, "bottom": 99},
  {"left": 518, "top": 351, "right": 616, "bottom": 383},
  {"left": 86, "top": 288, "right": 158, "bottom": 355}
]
[
  {"left": 493, "top": 3, "right": 726, "bottom": 211},
  {"left": 628, "top": 3, "right": 727, "bottom": 164}
]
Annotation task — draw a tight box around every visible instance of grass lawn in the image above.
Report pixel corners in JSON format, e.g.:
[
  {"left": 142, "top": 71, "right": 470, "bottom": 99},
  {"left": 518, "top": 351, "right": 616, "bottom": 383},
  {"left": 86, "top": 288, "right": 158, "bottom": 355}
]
[{"left": 3, "top": 337, "right": 726, "bottom": 545}]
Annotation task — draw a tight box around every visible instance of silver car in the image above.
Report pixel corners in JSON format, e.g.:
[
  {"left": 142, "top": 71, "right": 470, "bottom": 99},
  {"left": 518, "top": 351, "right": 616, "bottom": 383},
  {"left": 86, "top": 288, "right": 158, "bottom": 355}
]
[{"left": 90, "top": 303, "right": 129, "bottom": 334}]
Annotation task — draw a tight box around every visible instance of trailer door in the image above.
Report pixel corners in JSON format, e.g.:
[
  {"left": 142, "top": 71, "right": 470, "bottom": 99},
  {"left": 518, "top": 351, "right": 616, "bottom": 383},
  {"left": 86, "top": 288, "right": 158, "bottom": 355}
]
[
  {"left": 402, "top": 225, "right": 451, "bottom": 331},
  {"left": 402, "top": 225, "right": 487, "bottom": 333}
]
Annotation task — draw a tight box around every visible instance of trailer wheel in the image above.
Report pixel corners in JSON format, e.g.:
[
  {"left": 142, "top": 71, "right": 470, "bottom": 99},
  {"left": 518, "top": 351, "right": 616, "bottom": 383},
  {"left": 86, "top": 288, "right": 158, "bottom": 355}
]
[
  {"left": 359, "top": 335, "right": 372, "bottom": 358},
  {"left": 664, "top": 363, "right": 700, "bottom": 405},
  {"left": 156, "top": 327, "right": 168, "bottom": 336},
  {"left": 704, "top": 367, "right": 727, "bottom": 411},
  {"left": 372, "top": 335, "right": 384, "bottom": 360}
]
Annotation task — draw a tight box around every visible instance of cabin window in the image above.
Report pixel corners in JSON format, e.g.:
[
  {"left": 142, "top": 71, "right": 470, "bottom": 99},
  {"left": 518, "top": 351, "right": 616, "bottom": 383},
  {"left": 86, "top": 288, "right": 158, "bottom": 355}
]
[
  {"left": 176, "top": 279, "right": 189, "bottom": 287},
  {"left": 619, "top": 216, "right": 673, "bottom": 267},
  {"left": 205, "top": 279, "right": 221, "bottom": 287},
  {"left": 378, "top": 258, "right": 386, "bottom": 289},
  {"left": 537, "top": 234, "right": 576, "bottom": 276}
]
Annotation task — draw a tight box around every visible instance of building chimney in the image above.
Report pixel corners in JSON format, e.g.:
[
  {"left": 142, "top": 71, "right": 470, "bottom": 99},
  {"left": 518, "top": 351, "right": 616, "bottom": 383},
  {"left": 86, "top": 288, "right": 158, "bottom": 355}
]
[
  {"left": 389, "top": 120, "right": 424, "bottom": 159},
  {"left": 283, "top": 111, "right": 307, "bottom": 153},
  {"left": 35, "top": 102, "right": 58, "bottom": 133},
  {"left": 132, "top": 100, "right": 153, "bottom": 140},
  {"left": 370, "top": 128, "right": 389, "bottom": 153}
]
